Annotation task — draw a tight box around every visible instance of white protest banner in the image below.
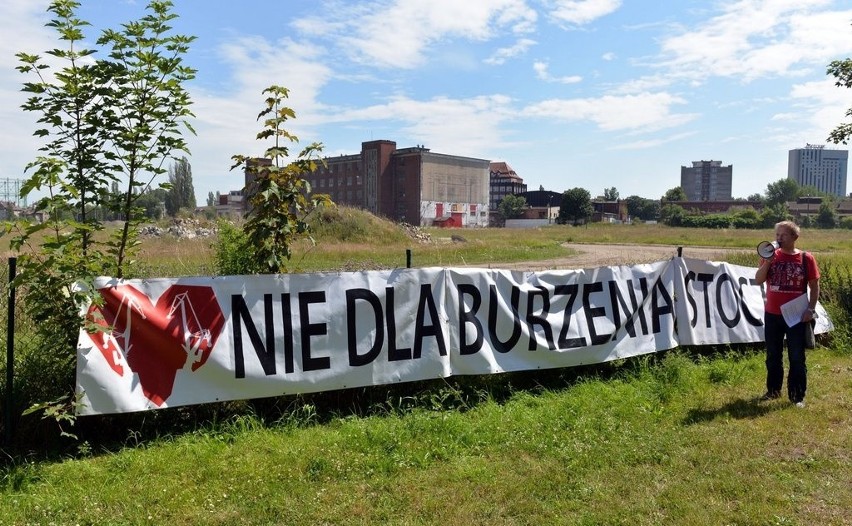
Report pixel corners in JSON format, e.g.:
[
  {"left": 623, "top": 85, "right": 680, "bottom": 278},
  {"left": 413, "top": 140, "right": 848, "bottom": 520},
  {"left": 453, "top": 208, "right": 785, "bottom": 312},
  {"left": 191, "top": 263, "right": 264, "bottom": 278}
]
[
  {"left": 75, "top": 258, "right": 831, "bottom": 416},
  {"left": 674, "top": 258, "right": 832, "bottom": 345}
]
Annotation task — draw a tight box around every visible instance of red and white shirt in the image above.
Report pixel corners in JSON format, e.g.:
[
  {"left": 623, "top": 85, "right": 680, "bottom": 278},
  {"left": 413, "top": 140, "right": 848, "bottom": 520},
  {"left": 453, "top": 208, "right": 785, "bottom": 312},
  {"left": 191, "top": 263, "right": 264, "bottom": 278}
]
[{"left": 761, "top": 249, "right": 820, "bottom": 315}]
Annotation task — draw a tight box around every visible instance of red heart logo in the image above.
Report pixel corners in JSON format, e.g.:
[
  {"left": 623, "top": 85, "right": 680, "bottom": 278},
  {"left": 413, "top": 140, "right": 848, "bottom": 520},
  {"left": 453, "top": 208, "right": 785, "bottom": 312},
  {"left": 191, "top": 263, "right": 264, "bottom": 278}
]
[{"left": 86, "top": 284, "right": 225, "bottom": 407}]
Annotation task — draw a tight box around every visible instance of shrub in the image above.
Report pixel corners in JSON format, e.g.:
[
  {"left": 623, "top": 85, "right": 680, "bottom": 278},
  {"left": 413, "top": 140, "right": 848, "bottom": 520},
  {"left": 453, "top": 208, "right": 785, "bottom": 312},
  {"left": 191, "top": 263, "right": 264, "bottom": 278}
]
[
  {"left": 816, "top": 259, "right": 852, "bottom": 353},
  {"left": 212, "top": 220, "right": 264, "bottom": 276}
]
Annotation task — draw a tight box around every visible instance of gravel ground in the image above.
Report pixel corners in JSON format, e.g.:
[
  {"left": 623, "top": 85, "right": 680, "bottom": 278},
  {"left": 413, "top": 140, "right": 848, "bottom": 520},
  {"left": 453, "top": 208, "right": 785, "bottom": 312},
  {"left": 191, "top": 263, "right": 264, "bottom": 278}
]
[{"left": 490, "top": 243, "right": 752, "bottom": 271}]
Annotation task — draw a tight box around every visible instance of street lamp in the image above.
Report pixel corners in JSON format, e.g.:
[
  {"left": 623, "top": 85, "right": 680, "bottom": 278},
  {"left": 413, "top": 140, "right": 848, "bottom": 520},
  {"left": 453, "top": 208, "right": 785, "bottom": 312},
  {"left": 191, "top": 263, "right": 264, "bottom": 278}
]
[{"left": 548, "top": 194, "right": 552, "bottom": 224}]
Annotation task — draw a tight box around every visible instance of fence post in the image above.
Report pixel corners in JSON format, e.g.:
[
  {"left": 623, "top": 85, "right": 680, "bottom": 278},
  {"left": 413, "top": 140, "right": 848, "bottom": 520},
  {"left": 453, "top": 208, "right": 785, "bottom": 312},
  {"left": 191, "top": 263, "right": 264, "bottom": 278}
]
[
  {"left": 406, "top": 249, "right": 411, "bottom": 269},
  {"left": 677, "top": 246, "right": 683, "bottom": 258},
  {"left": 4, "top": 257, "right": 16, "bottom": 445}
]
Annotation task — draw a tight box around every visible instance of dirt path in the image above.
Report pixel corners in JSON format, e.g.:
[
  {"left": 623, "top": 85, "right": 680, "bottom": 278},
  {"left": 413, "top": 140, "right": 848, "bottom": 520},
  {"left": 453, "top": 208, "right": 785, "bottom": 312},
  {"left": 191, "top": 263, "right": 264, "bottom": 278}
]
[{"left": 493, "top": 243, "right": 751, "bottom": 271}]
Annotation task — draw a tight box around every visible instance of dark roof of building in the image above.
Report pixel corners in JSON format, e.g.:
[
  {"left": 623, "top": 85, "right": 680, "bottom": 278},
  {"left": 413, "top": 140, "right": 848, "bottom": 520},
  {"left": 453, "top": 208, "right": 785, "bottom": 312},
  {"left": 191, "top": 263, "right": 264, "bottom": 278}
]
[
  {"left": 517, "top": 190, "right": 562, "bottom": 207},
  {"left": 490, "top": 161, "right": 522, "bottom": 181}
]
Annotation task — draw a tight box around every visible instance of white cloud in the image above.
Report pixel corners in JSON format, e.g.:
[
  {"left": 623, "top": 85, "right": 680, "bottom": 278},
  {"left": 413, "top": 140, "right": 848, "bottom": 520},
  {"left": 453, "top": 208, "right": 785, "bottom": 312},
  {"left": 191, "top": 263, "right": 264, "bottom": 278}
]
[
  {"left": 601, "top": 52, "right": 616, "bottom": 61},
  {"left": 547, "top": 0, "right": 622, "bottom": 25},
  {"left": 770, "top": 112, "right": 798, "bottom": 121},
  {"left": 314, "top": 94, "right": 517, "bottom": 157},
  {"left": 786, "top": 78, "right": 852, "bottom": 144},
  {"left": 611, "top": 131, "right": 698, "bottom": 150},
  {"left": 485, "top": 38, "right": 537, "bottom": 65},
  {"left": 533, "top": 61, "right": 583, "bottom": 84},
  {"left": 297, "top": 0, "right": 538, "bottom": 69},
  {"left": 0, "top": 0, "right": 67, "bottom": 183},
  {"left": 522, "top": 92, "right": 697, "bottom": 132},
  {"left": 657, "top": 1, "right": 852, "bottom": 82}
]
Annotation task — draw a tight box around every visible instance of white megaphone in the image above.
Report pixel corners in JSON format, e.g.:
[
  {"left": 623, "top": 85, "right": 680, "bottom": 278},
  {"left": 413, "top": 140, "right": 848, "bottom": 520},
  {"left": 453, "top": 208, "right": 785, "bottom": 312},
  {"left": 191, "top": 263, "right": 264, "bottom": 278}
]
[{"left": 757, "top": 240, "right": 778, "bottom": 258}]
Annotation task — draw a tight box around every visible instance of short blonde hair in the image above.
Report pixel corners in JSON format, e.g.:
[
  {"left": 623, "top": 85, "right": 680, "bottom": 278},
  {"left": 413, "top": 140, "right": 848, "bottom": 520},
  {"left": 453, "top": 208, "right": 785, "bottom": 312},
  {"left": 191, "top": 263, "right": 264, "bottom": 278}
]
[{"left": 775, "top": 220, "right": 800, "bottom": 238}]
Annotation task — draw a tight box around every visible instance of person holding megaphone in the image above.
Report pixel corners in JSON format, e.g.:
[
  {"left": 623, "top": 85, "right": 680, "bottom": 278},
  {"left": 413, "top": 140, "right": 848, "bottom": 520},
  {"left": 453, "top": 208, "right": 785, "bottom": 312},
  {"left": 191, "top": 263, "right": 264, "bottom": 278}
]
[{"left": 754, "top": 220, "right": 820, "bottom": 408}]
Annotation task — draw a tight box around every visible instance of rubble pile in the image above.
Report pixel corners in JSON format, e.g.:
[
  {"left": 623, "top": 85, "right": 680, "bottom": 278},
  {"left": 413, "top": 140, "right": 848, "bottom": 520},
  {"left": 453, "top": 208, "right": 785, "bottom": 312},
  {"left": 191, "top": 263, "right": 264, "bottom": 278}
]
[
  {"left": 139, "top": 218, "right": 217, "bottom": 239},
  {"left": 400, "top": 222, "right": 432, "bottom": 243}
]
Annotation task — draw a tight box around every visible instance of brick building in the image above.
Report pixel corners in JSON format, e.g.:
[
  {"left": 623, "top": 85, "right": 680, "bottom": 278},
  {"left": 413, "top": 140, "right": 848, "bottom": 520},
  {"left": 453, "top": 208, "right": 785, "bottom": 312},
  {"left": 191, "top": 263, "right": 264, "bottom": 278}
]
[
  {"left": 489, "top": 161, "right": 527, "bottom": 211},
  {"left": 303, "top": 140, "right": 490, "bottom": 227}
]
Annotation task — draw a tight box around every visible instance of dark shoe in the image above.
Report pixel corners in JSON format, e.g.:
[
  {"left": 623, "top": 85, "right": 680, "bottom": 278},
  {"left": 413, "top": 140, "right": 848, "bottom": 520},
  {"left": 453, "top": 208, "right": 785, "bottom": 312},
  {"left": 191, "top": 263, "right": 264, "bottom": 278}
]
[{"left": 759, "top": 391, "right": 781, "bottom": 401}]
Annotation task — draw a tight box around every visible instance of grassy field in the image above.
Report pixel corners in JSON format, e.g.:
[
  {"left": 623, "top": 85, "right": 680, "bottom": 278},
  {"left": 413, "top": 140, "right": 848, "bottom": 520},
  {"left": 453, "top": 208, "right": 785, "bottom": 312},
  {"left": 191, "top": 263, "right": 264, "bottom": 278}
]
[
  {"left": 1, "top": 213, "right": 851, "bottom": 525},
  {"left": 133, "top": 213, "right": 852, "bottom": 277},
  {"left": 1, "top": 349, "right": 850, "bottom": 525}
]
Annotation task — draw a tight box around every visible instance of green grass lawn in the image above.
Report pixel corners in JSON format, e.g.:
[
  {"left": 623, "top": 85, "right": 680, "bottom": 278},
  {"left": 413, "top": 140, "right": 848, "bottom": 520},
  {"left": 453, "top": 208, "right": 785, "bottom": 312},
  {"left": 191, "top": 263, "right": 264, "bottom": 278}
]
[
  {"left": 132, "top": 220, "right": 852, "bottom": 277},
  {"left": 2, "top": 347, "right": 850, "bottom": 525},
  {"left": 2, "top": 217, "right": 850, "bottom": 525}
]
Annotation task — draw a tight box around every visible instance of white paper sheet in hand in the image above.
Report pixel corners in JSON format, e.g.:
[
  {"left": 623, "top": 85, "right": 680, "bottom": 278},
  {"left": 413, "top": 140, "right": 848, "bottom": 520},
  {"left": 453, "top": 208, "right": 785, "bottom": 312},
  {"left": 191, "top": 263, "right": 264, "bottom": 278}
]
[{"left": 780, "top": 293, "right": 809, "bottom": 328}]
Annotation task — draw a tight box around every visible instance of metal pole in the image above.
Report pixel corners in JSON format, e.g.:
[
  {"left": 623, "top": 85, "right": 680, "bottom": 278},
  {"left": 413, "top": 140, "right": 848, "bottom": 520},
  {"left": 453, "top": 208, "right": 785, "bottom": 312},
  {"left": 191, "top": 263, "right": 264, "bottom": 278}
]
[
  {"left": 406, "top": 249, "right": 412, "bottom": 269},
  {"left": 4, "top": 257, "right": 16, "bottom": 445}
]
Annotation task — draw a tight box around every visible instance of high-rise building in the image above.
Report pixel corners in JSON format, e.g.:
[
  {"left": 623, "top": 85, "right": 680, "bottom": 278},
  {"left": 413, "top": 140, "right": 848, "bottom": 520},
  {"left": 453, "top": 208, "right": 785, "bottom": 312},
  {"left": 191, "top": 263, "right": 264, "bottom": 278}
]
[
  {"left": 680, "top": 160, "right": 732, "bottom": 201},
  {"left": 787, "top": 144, "right": 848, "bottom": 197}
]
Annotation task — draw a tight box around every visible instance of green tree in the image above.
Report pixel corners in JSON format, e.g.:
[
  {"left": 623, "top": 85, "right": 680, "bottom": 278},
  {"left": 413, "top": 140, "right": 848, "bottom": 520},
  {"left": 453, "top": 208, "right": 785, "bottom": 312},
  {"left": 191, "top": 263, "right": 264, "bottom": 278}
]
[
  {"left": 662, "top": 186, "right": 687, "bottom": 202},
  {"left": 558, "top": 187, "right": 593, "bottom": 225},
  {"left": 764, "top": 178, "right": 800, "bottom": 207},
  {"left": 15, "top": 1, "right": 111, "bottom": 275},
  {"left": 624, "top": 195, "right": 660, "bottom": 221},
  {"left": 229, "top": 86, "right": 332, "bottom": 273},
  {"left": 497, "top": 194, "right": 527, "bottom": 220},
  {"left": 660, "top": 203, "right": 685, "bottom": 226},
  {"left": 815, "top": 201, "right": 837, "bottom": 228},
  {"left": 7, "top": 0, "right": 196, "bottom": 427},
  {"left": 165, "top": 156, "right": 196, "bottom": 216},
  {"left": 10, "top": 0, "right": 115, "bottom": 389},
  {"left": 760, "top": 202, "right": 790, "bottom": 227},
  {"left": 827, "top": 42, "right": 852, "bottom": 144},
  {"left": 603, "top": 187, "right": 619, "bottom": 201},
  {"left": 207, "top": 191, "right": 216, "bottom": 207},
  {"left": 136, "top": 188, "right": 167, "bottom": 219},
  {"left": 746, "top": 193, "right": 764, "bottom": 203},
  {"left": 96, "top": 0, "right": 196, "bottom": 277}
]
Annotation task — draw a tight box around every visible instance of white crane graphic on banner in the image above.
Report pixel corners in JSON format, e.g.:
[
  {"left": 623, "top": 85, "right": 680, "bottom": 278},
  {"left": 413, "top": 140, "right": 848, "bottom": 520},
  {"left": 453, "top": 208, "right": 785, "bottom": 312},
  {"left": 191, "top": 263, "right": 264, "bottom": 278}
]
[
  {"left": 167, "top": 291, "right": 214, "bottom": 370},
  {"left": 97, "top": 291, "right": 147, "bottom": 373}
]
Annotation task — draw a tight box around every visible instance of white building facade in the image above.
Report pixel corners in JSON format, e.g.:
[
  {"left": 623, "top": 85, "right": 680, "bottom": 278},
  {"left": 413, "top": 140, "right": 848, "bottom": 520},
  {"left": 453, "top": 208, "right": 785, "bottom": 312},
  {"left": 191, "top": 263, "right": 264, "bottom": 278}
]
[{"left": 787, "top": 144, "right": 848, "bottom": 197}]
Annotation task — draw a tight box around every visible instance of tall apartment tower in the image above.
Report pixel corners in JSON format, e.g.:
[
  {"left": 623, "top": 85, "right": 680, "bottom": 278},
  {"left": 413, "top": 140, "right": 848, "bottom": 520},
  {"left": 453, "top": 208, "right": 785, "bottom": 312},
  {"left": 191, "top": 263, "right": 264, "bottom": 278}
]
[
  {"left": 787, "top": 144, "right": 848, "bottom": 197},
  {"left": 680, "top": 160, "right": 733, "bottom": 201}
]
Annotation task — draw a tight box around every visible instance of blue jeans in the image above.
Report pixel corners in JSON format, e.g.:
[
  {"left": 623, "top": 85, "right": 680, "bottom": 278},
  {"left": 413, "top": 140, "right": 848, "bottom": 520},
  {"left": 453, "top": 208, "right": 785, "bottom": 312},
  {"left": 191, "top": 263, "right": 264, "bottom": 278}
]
[{"left": 764, "top": 313, "right": 807, "bottom": 402}]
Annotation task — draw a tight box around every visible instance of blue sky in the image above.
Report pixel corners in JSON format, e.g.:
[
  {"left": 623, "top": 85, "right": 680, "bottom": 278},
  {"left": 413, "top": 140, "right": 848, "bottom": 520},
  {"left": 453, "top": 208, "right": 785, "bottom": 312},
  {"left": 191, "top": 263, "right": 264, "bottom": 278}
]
[{"left": 2, "top": 0, "right": 851, "bottom": 205}]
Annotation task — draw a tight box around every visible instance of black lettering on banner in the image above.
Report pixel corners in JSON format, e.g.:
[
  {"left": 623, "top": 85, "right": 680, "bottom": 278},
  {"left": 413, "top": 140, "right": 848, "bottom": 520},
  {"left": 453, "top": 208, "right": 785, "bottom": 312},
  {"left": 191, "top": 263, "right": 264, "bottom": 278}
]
[
  {"left": 635, "top": 278, "right": 650, "bottom": 335},
  {"left": 685, "top": 272, "right": 714, "bottom": 328},
  {"left": 582, "top": 281, "right": 612, "bottom": 346},
  {"left": 488, "top": 284, "right": 521, "bottom": 353},
  {"left": 346, "top": 288, "right": 384, "bottom": 367},
  {"left": 715, "top": 273, "right": 741, "bottom": 328},
  {"left": 299, "top": 291, "right": 330, "bottom": 371},
  {"left": 280, "top": 293, "right": 295, "bottom": 374},
  {"left": 458, "top": 284, "right": 483, "bottom": 355},
  {"left": 526, "top": 286, "right": 555, "bottom": 350},
  {"left": 697, "top": 272, "right": 715, "bottom": 328},
  {"left": 232, "top": 294, "right": 276, "bottom": 378},
  {"left": 684, "top": 271, "right": 698, "bottom": 328},
  {"left": 385, "top": 286, "right": 411, "bottom": 361},
  {"left": 737, "top": 276, "right": 764, "bottom": 326},
  {"left": 414, "top": 284, "right": 447, "bottom": 358},
  {"left": 607, "top": 278, "right": 649, "bottom": 340},
  {"left": 651, "top": 277, "right": 674, "bottom": 333},
  {"left": 554, "top": 284, "right": 586, "bottom": 349}
]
